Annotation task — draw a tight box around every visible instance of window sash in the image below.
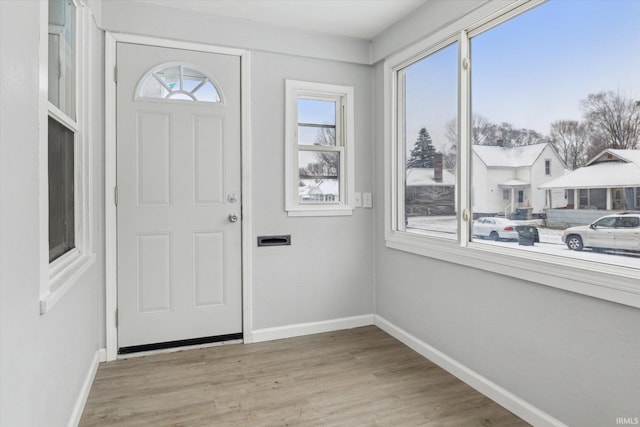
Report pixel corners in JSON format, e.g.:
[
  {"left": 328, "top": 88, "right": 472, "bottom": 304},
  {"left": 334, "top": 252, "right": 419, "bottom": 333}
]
[
  {"left": 48, "top": 116, "right": 76, "bottom": 262},
  {"left": 296, "top": 96, "right": 344, "bottom": 204},
  {"left": 394, "top": 38, "right": 460, "bottom": 237},
  {"left": 48, "top": 0, "right": 77, "bottom": 120},
  {"left": 47, "top": 0, "right": 80, "bottom": 265}
]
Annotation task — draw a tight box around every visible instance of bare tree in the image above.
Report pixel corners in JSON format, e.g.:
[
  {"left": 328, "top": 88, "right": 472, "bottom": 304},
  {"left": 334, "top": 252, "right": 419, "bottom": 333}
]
[
  {"left": 480, "top": 122, "right": 543, "bottom": 147},
  {"left": 299, "top": 127, "right": 339, "bottom": 180},
  {"left": 550, "top": 120, "right": 590, "bottom": 169},
  {"left": 581, "top": 91, "right": 640, "bottom": 150},
  {"left": 315, "top": 126, "right": 336, "bottom": 146},
  {"left": 444, "top": 114, "right": 491, "bottom": 147},
  {"left": 443, "top": 114, "right": 492, "bottom": 167}
]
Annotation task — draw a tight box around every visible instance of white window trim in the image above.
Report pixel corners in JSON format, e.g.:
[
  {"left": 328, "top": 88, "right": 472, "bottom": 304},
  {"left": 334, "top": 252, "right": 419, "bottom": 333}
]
[
  {"left": 285, "top": 79, "right": 355, "bottom": 216},
  {"left": 39, "top": 0, "right": 94, "bottom": 314},
  {"left": 384, "top": 0, "right": 640, "bottom": 309}
]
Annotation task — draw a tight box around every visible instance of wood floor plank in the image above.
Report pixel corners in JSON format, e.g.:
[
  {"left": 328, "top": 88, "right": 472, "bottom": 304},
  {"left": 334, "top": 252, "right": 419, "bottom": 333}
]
[{"left": 80, "top": 326, "right": 529, "bottom": 426}]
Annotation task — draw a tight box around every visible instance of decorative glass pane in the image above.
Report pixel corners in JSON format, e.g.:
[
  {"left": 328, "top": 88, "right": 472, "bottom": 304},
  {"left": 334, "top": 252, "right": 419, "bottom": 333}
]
[
  {"left": 49, "top": 117, "right": 75, "bottom": 262},
  {"left": 137, "top": 64, "right": 221, "bottom": 103},
  {"left": 298, "top": 151, "right": 340, "bottom": 203},
  {"left": 48, "top": 0, "right": 76, "bottom": 119}
]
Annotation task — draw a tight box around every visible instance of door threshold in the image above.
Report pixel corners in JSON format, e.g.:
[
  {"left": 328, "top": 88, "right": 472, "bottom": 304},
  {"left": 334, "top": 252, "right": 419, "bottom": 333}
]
[{"left": 118, "top": 333, "right": 243, "bottom": 359}]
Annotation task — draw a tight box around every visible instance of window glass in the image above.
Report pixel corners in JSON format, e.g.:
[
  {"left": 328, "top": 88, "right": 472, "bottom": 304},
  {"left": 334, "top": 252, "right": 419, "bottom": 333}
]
[
  {"left": 298, "top": 99, "right": 336, "bottom": 126},
  {"left": 138, "top": 64, "right": 221, "bottom": 103},
  {"left": 48, "top": 117, "right": 75, "bottom": 262},
  {"left": 469, "top": 0, "right": 640, "bottom": 266},
  {"left": 400, "top": 42, "right": 458, "bottom": 238},
  {"left": 48, "top": 0, "right": 76, "bottom": 119},
  {"left": 299, "top": 151, "right": 340, "bottom": 202},
  {"left": 594, "top": 217, "right": 616, "bottom": 228},
  {"left": 297, "top": 99, "right": 336, "bottom": 146}
]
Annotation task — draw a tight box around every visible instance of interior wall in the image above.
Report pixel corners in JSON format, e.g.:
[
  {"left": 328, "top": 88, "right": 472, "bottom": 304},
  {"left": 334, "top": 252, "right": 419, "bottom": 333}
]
[
  {"left": 250, "top": 51, "right": 374, "bottom": 330},
  {"left": 101, "top": 2, "right": 375, "bottom": 334},
  {"left": 371, "top": 0, "right": 509, "bottom": 63},
  {"left": 372, "top": 10, "right": 640, "bottom": 426},
  {"left": 101, "top": 0, "right": 370, "bottom": 65},
  {"left": 0, "top": 1, "right": 105, "bottom": 426}
]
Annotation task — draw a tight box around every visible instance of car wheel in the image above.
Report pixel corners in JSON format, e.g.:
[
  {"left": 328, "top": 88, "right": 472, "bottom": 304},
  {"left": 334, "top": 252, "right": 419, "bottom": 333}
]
[
  {"left": 566, "top": 235, "right": 583, "bottom": 251},
  {"left": 489, "top": 231, "right": 499, "bottom": 241}
]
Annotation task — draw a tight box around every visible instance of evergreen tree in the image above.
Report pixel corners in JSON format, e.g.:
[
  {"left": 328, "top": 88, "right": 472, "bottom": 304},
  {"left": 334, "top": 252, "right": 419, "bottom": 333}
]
[{"left": 407, "top": 127, "right": 437, "bottom": 168}]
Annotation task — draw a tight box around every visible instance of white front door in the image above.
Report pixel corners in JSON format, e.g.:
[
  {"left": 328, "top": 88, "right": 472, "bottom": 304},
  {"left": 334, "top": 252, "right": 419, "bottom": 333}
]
[{"left": 116, "top": 43, "right": 242, "bottom": 351}]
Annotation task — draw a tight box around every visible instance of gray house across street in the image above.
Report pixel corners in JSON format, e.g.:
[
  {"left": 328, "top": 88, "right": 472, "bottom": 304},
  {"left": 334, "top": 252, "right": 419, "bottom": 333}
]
[{"left": 540, "top": 149, "right": 640, "bottom": 227}]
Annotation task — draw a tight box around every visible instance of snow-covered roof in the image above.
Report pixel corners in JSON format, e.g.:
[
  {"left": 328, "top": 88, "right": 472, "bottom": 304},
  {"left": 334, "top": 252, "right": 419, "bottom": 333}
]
[
  {"left": 587, "top": 148, "right": 640, "bottom": 166},
  {"left": 405, "top": 168, "right": 456, "bottom": 186},
  {"left": 499, "top": 179, "right": 529, "bottom": 187},
  {"left": 473, "top": 143, "right": 548, "bottom": 168},
  {"left": 299, "top": 179, "right": 339, "bottom": 196},
  {"left": 539, "top": 160, "right": 640, "bottom": 189}
]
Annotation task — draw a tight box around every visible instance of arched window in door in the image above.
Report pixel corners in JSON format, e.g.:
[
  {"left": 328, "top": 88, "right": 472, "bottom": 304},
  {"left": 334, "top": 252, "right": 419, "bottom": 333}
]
[{"left": 135, "top": 63, "right": 223, "bottom": 104}]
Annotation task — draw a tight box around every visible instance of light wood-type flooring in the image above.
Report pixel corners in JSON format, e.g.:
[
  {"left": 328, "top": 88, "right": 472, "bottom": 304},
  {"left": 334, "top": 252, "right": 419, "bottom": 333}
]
[{"left": 80, "top": 326, "right": 529, "bottom": 426}]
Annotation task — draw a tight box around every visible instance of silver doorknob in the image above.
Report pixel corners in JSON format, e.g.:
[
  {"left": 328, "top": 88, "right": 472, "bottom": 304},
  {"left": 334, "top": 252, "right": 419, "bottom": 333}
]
[{"left": 228, "top": 213, "right": 239, "bottom": 223}]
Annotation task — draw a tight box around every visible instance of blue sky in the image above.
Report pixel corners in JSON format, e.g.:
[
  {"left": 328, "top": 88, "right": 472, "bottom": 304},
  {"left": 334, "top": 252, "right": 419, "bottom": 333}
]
[{"left": 405, "top": 0, "right": 640, "bottom": 153}]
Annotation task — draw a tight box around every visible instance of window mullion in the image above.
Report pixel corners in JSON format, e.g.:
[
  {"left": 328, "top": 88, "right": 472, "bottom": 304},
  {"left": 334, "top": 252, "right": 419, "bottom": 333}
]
[
  {"left": 48, "top": 102, "right": 78, "bottom": 132},
  {"left": 458, "top": 31, "right": 471, "bottom": 247},
  {"left": 298, "top": 145, "right": 341, "bottom": 153},
  {"left": 395, "top": 69, "right": 406, "bottom": 232}
]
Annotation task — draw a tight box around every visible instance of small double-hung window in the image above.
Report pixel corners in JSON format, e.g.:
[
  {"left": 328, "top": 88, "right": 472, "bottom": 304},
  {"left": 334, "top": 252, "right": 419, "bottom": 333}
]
[
  {"left": 43, "top": 0, "right": 94, "bottom": 313},
  {"left": 285, "top": 80, "right": 355, "bottom": 216},
  {"left": 48, "top": 0, "right": 77, "bottom": 263}
]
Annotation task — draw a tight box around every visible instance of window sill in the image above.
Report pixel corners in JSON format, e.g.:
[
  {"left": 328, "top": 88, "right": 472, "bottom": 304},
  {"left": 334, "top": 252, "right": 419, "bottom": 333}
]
[
  {"left": 385, "top": 231, "right": 640, "bottom": 309},
  {"left": 40, "top": 253, "right": 96, "bottom": 314},
  {"left": 287, "top": 206, "right": 354, "bottom": 217}
]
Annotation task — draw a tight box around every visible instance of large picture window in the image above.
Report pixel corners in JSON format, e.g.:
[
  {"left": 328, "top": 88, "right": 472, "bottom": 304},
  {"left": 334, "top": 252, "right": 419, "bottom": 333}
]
[
  {"left": 386, "top": 0, "right": 640, "bottom": 307},
  {"left": 468, "top": 0, "right": 640, "bottom": 268}
]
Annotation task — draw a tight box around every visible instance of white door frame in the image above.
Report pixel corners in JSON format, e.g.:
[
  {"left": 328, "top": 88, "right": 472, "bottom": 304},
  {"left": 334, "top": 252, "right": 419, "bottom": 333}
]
[{"left": 105, "top": 32, "right": 253, "bottom": 361}]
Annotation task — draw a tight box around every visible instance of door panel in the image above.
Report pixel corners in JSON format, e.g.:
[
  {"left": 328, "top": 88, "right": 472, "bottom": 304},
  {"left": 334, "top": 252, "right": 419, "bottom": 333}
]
[{"left": 116, "top": 43, "right": 241, "bottom": 349}]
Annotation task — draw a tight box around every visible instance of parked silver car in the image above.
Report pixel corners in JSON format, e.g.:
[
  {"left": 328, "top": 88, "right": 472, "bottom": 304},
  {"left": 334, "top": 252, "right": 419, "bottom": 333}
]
[
  {"left": 562, "top": 213, "right": 640, "bottom": 251},
  {"left": 472, "top": 217, "right": 519, "bottom": 241}
]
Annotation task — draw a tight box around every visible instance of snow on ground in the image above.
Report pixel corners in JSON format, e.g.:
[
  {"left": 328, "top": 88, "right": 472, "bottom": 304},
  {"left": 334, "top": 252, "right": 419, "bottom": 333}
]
[{"left": 406, "top": 216, "right": 640, "bottom": 269}]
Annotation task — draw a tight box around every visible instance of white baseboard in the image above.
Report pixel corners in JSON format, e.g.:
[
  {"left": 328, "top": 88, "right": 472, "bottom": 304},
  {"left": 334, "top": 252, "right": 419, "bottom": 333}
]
[
  {"left": 374, "top": 315, "right": 567, "bottom": 427},
  {"left": 251, "top": 314, "right": 374, "bottom": 343},
  {"left": 68, "top": 348, "right": 104, "bottom": 427}
]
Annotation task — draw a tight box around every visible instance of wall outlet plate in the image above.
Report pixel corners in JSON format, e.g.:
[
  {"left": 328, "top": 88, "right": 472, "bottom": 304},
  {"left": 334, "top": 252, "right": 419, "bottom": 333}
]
[
  {"left": 354, "top": 192, "right": 362, "bottom": 207},
  {"left": 363, "top": 192, "right": 372, "bottom": 208}
]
